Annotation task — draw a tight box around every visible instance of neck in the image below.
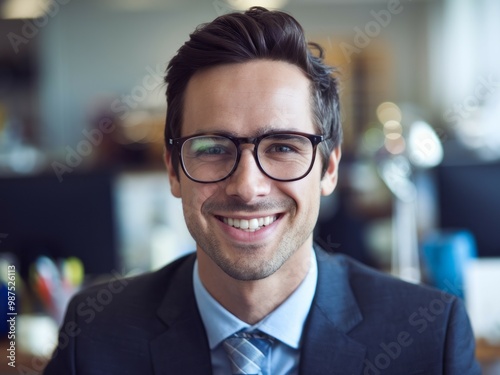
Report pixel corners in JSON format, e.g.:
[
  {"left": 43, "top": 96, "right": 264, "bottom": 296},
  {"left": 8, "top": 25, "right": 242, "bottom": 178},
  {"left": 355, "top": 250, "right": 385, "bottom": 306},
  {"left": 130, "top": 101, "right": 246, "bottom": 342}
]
[{"left": 198, "top": 244, "right": 311, "bottom": 325}]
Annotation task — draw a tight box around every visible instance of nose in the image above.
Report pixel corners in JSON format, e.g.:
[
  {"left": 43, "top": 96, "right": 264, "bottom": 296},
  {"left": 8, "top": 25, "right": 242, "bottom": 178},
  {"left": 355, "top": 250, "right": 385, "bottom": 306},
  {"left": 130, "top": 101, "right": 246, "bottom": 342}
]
[{"left": 224, "top": 148, "right": 271, "bottom": 203}]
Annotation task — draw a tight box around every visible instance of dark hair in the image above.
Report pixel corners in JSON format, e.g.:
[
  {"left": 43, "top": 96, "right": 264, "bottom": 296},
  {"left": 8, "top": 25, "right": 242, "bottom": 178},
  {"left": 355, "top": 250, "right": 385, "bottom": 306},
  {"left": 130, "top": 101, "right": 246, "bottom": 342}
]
[{"left": 164, "top": 6, "right": 342, "bottom": 176}]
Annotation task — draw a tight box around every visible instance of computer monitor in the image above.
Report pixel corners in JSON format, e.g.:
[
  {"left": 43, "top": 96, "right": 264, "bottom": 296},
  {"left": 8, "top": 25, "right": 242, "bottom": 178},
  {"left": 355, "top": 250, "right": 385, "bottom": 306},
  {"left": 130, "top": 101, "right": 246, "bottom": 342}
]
[
  {"left": 437, "top": 162, "right": 500, "bottom": 258},
  {"left": 0, "top": 170, "right": 117, "bottom": 279}
]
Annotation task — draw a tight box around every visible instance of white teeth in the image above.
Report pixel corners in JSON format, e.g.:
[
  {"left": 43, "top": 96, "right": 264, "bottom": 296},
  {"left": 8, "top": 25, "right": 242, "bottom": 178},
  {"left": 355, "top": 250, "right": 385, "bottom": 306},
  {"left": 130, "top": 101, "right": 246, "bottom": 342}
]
[
  {"left": 249, "top": 218, "right": 259, "bottom": 229},
  {"left": 222, "top": 215, "right": 277, "bottom": 231},
  {"left": 240, "top": 219, "right": 249, "bottom": 229}
]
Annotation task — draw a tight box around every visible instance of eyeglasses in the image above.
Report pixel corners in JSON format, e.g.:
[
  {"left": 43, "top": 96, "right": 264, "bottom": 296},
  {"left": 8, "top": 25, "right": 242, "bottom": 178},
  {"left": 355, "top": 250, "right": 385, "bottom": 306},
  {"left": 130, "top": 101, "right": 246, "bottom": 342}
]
[{"left": 168, "top": 131, "right": 325, "bottom": 183}]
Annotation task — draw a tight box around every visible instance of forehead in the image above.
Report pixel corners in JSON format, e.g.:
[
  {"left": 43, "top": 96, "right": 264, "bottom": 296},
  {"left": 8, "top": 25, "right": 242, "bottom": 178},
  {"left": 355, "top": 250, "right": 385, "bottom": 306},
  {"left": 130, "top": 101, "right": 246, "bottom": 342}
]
[{"left": 181, "top": 60, "right": 314, "bottom": 137}]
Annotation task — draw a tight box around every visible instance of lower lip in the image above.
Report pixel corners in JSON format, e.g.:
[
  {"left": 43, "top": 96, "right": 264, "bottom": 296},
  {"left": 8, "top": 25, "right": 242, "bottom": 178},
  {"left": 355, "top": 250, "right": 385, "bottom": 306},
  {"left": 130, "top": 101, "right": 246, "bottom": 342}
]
[{"left": 215, "top": 215, "right": 281, "bottom": 243}]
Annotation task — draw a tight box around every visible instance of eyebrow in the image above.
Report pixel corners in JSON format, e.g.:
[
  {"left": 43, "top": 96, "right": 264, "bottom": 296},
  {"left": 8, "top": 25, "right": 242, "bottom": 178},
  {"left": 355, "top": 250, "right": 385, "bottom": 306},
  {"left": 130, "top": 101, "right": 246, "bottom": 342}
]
[{"left": 189, "top": 125, "right": 304, "bottom": 138}]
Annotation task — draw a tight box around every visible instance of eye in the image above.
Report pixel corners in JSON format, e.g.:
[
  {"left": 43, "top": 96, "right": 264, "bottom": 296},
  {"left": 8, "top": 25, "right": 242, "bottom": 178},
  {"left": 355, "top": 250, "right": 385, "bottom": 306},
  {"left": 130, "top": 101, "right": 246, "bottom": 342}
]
[
  {"left": 184, "top": 137, "right": 235, "bottom": 160},
  {"left": 195, "top": 145, "right": 227, "bottom": 155},
  {"left": 267, "top": 143, "right": 297, "bottom": 153},
  {"left": 262, "top": 135, "right": 310, "bottom": 155}
]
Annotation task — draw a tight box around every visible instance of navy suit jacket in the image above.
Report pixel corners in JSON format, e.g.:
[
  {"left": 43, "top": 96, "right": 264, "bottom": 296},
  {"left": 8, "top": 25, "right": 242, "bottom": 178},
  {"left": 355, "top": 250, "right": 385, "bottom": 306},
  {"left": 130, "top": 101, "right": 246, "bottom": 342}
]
[{"left": 43, "top": 247, "right": 480, "bottom": 374}]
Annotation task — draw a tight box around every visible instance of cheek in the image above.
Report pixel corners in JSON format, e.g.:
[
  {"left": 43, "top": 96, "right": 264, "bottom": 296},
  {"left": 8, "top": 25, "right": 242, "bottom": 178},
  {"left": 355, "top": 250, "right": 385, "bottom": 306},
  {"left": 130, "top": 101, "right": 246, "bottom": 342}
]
[
  {"left": 181, "top": 181, "right": 219, "bottom": 215},
  {"left": 299, "top": 178, "right": 322, "bottom": 216},
  {"left": 283, "top": 179, "right": 321, "bottom": 214},
  {"left": 181, "top": 188, "right": 208, "bottom": 229}
]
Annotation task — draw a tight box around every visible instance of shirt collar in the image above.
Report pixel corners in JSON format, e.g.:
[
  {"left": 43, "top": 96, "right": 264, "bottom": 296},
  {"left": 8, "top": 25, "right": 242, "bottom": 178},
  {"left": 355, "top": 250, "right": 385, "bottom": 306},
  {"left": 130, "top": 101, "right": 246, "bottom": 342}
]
[{"left": 193, "top": 248, "right": 318, "bottom": 350}]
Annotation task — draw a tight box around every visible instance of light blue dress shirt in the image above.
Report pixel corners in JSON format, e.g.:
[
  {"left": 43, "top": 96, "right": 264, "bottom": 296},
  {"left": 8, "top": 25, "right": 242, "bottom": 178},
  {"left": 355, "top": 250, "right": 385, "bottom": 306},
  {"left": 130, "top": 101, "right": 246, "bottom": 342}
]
[{"left": 193, "top": 249, "right": 318, "bottom": 375}]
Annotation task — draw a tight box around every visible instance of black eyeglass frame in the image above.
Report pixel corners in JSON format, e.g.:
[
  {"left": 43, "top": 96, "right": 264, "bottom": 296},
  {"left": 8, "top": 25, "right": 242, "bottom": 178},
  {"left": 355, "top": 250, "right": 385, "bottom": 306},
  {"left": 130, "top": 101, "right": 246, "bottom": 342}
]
[{"left": 168, "top": 131, "right": 325, "bottom": 183}]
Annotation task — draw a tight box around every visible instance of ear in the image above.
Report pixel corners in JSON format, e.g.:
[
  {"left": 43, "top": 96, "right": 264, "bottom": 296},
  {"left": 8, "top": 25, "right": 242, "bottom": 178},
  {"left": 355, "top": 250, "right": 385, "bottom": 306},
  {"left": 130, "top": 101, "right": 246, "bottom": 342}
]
[
  {"left": 320, "top": 146, "right": 341, "bottom": 196},
  {"left": 164, "top": 147, "right": 181, "bottom": 198}
]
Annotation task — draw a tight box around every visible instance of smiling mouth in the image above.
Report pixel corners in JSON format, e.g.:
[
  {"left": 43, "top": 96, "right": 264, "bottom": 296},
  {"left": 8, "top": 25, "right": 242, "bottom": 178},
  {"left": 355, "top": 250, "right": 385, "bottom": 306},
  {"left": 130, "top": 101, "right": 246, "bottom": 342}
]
[{"left": 219, "top": 215, "right": 279, "bottom": 232}]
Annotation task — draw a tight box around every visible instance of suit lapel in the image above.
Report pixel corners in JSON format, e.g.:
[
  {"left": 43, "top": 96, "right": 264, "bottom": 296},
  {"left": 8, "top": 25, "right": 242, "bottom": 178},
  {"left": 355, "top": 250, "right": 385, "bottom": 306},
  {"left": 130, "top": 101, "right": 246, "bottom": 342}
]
[
  {"left": 150, "top": 255, "right": 213, "bottom": 375},
  {"left": 300, "top": 248, "right": 366, "bottom": 375},
  {"left": 147, "top": 248, "right": 367, "bottom": 374}
]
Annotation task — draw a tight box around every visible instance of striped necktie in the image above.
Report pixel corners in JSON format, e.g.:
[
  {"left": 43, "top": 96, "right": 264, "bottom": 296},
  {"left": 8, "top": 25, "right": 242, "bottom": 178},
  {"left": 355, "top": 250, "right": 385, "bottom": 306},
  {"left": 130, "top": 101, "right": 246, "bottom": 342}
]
[{"left": 223, "top": 331, "right": 274, "bottom": 375}]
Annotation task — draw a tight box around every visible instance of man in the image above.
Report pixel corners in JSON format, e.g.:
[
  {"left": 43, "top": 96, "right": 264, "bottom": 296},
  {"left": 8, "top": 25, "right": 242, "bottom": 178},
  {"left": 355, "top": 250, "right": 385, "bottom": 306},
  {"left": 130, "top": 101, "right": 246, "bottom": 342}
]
[{"left": 44, "top": 7, "right": 480, "bottom": 375}]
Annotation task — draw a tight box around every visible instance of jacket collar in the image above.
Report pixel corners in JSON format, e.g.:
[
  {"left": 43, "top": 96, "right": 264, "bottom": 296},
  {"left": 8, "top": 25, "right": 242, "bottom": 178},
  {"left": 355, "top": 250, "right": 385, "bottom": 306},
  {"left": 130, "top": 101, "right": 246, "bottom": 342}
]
[
  {"left": 150, "top": 254, "right": 213, "bottom": 375},
  {"left": 148, "top": 247, "right": 367, "bottom": 375},
  {"left": 299, "top": 246, "right": 366, "bottom": 375}
]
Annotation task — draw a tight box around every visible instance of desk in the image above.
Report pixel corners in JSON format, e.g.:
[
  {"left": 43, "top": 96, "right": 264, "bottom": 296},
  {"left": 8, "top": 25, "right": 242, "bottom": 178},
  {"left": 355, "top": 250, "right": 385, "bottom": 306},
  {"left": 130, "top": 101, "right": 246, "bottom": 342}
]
[{"left": 477, "top": 338, "right": 500, "bottom": 363}]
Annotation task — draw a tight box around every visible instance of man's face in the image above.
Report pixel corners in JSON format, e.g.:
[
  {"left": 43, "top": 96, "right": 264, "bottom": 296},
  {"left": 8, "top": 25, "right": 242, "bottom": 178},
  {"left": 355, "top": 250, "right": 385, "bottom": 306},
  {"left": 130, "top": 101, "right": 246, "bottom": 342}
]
[{"left": 166, "top": 60, "right": 340, "bottom": 281}]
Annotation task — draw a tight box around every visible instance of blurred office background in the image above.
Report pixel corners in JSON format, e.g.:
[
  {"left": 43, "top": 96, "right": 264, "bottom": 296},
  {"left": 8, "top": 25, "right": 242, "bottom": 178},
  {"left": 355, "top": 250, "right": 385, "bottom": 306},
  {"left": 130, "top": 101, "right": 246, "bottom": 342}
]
[{"left": 1, "top": 0, "right": 500, "bottom": 372}]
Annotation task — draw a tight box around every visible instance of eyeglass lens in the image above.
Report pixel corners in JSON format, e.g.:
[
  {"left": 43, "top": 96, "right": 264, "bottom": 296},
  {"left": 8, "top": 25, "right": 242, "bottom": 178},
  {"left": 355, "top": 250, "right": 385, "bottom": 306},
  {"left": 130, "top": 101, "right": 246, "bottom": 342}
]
[{"left": 180, "top": 134, "right": 315, "bottom": 182}]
